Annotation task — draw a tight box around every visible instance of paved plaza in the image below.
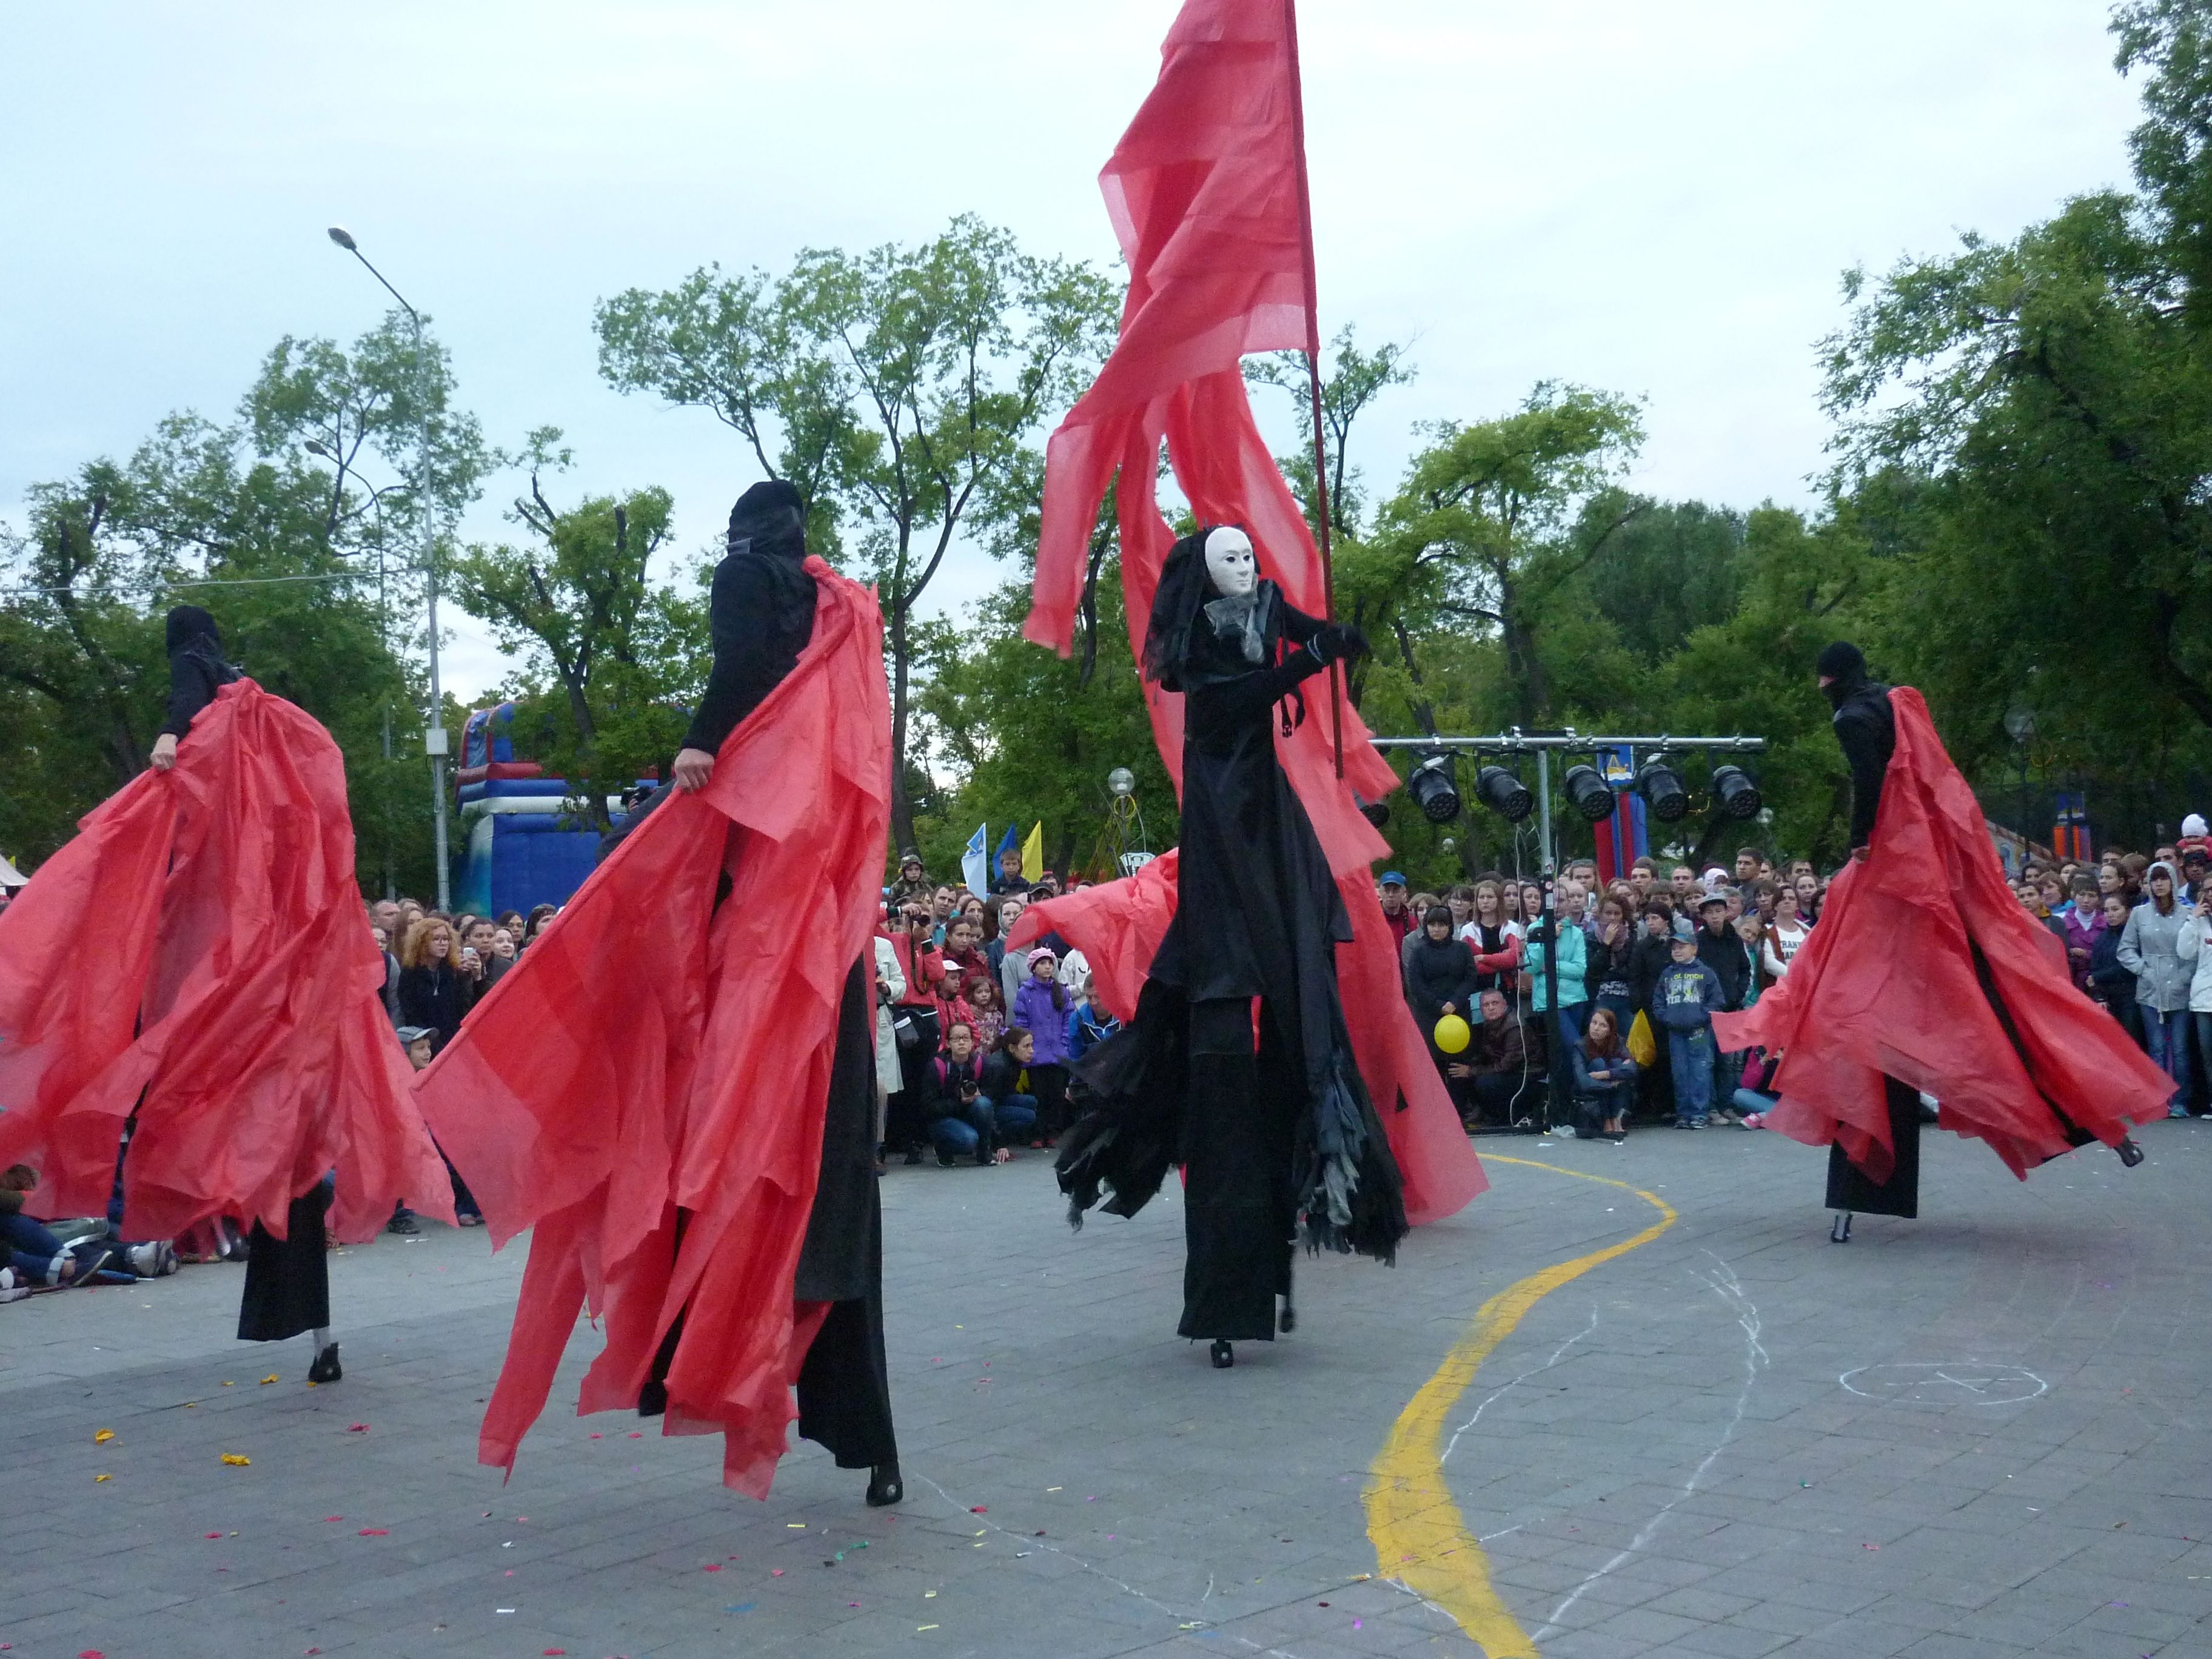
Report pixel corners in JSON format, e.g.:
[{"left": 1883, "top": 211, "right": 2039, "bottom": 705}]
[{"left": 7, "top": 1119, "right": 2212, "bottom": 1659}]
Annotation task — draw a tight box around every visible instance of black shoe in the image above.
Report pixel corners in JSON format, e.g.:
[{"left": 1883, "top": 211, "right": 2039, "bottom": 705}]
[
  {"left": 975, "top": 1145, "right": 994, "bottom": 1167},
  {"left": 1278, "top": 1301, "right": 1296, "bottom": 1335},
  {"left": 307, "top": 1343, "right": 342, "bottom": 1384},
  {"left": 902, "top": 1148, "right": 924, "bottom": 1167},
  {"left": 934, "top": 1150, "right": 957, "bottom": 1168},
  {"left": 2118, "top": 1138, "right": 2146, "bottom": 1168},
  {"left": 866, "top": 1461, "right": 904, "bottom": 1507},
  {"left": 1210, "top": 1339, "right": 1235, "bottom": 1369},
  {"left": 638, "top": 1379, "right": 668, "bottom": 1417},
  {"left": 386, "top": 1210, "right": 420, "bottom": 1236}
]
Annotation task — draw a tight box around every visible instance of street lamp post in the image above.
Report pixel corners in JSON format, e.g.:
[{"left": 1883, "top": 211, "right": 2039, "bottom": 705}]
[{"left": 327, "top": 226, "right": 451, "bottom": 911}]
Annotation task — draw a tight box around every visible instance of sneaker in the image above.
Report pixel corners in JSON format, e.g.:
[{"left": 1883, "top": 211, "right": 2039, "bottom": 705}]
[
  {"left": 455, "top": 1211, "right": 485, "bottom": 1227},
  {"left": 2169, "top": 1107, "right": 2190, "bottom": 1120},
  {"left": 1738, "top": 1113, "right": 1764, "bottom": 1130},
  {"left": 126, "top": 1242, "right": 163, "bottom": 1276},
  {"left": 1672, "top": 1119, "right": 1693, "bottom": 1130},
  {"left": 902, "top": 1148, "right": 925, "bottom": 1166},
  {"left": 935, "top": 1150, "right": 957, "bottom": 1168},
  {"left": 386, "top": 1210, "right": 420, "bottom": 1236},
  {"left": 1687, "top": 1118, "right": 1708, "bottom": 1130},
  {"left": 0, "top": 1267, "right": 24, "bottom": 1304}
]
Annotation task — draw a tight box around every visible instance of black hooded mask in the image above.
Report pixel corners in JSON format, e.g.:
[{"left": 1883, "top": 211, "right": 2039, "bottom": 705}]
[
  {"left": 166, "top": 604, "right": 223, "bottom": 660},
  {"left": 1816, "top": 640, "right": 1869, "bottom": 711},
  {"left": 727, "top": 479, "right": 806, "bottom": 561},
  {"left": 1142, "top": 527, "right": 1279, "bottom": 694}
]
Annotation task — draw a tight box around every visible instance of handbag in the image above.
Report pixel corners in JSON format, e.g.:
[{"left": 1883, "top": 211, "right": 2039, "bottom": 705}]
[{"left": 1626, "top": 1009, "right": 1657, "bottom": 1069}]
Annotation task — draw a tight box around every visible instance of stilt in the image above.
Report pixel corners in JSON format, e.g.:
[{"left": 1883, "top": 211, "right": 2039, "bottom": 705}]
[
  {"left": 1829, "top": 1212, "right": 1852, "bottom": 1244},
  {"left": 1278, "top": 1293, "right": 1296, "bottom": 1335},
  {"left": 2117, "top": 1138, "right": 2145, "bottom": 1168},
  {"left": 1210, "top": 1339, "right": 1235, "bottom": 1369}
]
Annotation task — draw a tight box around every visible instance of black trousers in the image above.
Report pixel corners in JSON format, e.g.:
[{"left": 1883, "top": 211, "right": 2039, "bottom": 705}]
[{"left": 1825, "top": 1076, "right": 1922, "bottom": 1219}]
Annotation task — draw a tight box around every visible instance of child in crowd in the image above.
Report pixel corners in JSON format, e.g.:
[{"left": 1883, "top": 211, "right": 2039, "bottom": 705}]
[
  {"left": 964, "top": 974, "right": 1006, "bottom": 1051},
  {"left": 1065, "top": 975, "right": 1121, "bottom": 1061},
  {"left": 386, "top": 1025, "right": 451, "bottom": 1235},
  {"left": 1652, "top": 931, "right": 1725, "bottom": 1128},
  {"left": 1011, "top": 948, "right": 1073, "bottom": 1139},
  {"left": 979, "top": 1028, "right": 1042, "bottom": 1153}
]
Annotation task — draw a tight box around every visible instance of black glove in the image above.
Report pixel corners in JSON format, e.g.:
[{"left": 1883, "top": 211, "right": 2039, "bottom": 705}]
[{"left": 1311, "top": 622, "right": 1370, "bottom": 665}]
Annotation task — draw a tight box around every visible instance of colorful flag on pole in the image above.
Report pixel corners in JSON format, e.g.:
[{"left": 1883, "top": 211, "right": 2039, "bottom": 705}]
[
  {"left": 960, "top": 824, "right": 990, "bottom": 899},
  {"left": 1021, "top": 821, "right": 1044, "bottom": 884}
]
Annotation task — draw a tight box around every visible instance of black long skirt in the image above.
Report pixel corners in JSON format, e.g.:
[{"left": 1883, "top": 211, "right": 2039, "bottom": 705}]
[
  {"left": 239, "top": 1182, "right": 330, "bottom": 1342},
  {"left": 1825, "top": 1076, "right": 1922, "bottom": 1219}
]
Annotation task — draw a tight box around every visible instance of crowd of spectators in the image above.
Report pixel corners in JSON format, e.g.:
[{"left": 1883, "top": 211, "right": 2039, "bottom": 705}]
[{"left": 1386, "top": 812, "right": 2212, "bottom": 1143}]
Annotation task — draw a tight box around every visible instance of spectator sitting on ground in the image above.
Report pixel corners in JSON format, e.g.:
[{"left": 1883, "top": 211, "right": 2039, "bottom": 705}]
[
  {"left": 924, "top": 1021, "right": 1004, "bottom": 1167},
  {"left": 1, "top": 1163, "right": 126, "bottom": 1289},
  {"left": 385, "top": 1025, "right": 443, "bottom": 1235},
  {"left": 979, "top": 1027, "right": 1043, "bottom": 1152},
  {"left": 1463, "top": 987, "right": 1532, "bottom": 1131},
  {"left": 1569, "top": 1005, "right": 1638, "bottom": 1141}
]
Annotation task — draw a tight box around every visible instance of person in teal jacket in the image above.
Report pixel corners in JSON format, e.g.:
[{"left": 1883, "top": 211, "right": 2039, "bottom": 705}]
[{"left": 1523, "top": 908, "right": 1590, "bottom": 1052}]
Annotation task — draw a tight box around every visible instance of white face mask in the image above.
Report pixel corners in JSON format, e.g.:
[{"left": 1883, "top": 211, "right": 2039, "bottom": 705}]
[{"left": 1203, "top": 527, "right": 1257, "bottom": 598}]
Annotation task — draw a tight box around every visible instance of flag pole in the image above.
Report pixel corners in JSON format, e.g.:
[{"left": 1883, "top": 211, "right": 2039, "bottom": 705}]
[{"left": 1281, "top": 0, "right": 1345, "bottom": 779}]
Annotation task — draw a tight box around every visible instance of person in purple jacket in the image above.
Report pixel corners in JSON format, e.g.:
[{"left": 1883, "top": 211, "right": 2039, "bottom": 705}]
[
  {"left": 1012, "top": 948, "right": 1074, "bottom": 1141},
  {"left": 2058, "top": 876, "right": 2106, "bottom": 994}
]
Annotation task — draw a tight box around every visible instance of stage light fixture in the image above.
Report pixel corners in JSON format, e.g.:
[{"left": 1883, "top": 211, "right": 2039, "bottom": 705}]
[
  {"left": 1354, "top": 792, "right": 1391, "bottom": 830},
  {"left": 1711, "top": 764, "right": 1762, "bottom": 821},
  {"left": 1637, "top": 755, "right": 1689, "bottom": 822},
  {"left": 1472, "top": 763, "right": 1533, "bottom": 823},
  {"left": 1407, "top": 752, "right": 1462, "bottom": 824},
  {"left": 1562, "top": 763, "right": 1617, "bottom": 823}
]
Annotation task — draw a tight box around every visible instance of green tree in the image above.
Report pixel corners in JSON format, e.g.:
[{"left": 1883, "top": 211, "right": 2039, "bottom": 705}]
[
  {"left": 594, "top": 215, "right": 1120, "bottom": 854},
  {"left": 913, "top": 564, "right": 1172, "bottom": 882},
  {"left": 1367, "top": 384, "right": 1647, "bottom": 728},
  {"left": 447, "top": 431, "right": 704, "bottom": 829}
]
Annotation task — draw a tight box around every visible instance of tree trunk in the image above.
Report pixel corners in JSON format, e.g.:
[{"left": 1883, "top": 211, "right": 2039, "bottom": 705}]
[
  {"left": 1390, "top": 616, "right": 1438, "bottom": 736},
  {"left": 1497, "top": 575, "right": 1546, "bottom": 727}
]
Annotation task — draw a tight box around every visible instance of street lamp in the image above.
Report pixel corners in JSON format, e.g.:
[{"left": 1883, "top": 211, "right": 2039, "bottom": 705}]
[{"left": 328, "top": 224, "right": 451, "bottom": 911}]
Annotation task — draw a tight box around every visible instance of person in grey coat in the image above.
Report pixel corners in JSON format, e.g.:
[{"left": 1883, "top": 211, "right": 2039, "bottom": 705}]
[{"left": 2118, "top": 861, "right": 2196, "bottom": 1116}]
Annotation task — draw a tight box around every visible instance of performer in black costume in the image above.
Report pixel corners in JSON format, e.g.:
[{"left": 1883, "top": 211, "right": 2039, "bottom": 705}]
[
  {"left": 1811, "top": 642, "right": 2145, "bottom": 1243},
  {"left": 1814, "top": 642, "right": 1922, "bottom": 1239},
  {"left": 1056, "top": 526, "right": 1403, "bottom": 1368},
  {"left": 625, "top": 481, "right": 902, "bottom": 1504},
  {"left": 152, "top": 608, "right": 344, "bottom": 1380}
]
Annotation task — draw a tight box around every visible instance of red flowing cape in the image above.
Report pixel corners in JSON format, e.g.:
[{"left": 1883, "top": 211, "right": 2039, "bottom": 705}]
[
  {"left": 0, "top": 680, "right": 450, "bottom": 1242},
  {"left": 412, "top": 560, "right": 891, "bottom": 1498},
  {"left": 1714, "top": 688, "right": 2171, "bottom": 1180}
]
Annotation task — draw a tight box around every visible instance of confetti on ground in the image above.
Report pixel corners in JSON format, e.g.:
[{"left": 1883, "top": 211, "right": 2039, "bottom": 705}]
[
  {"left": 324, "top": 1516, "right": 342, "bottom": 1523},
  {"left": 917, "top": 1626, "right": 938, "bottom": 1633},
  {"left": 723, "top": 1603, "right": 756, "bottom": 1613},
  {"left": 925, "top": 1590, "right": 938, "bottom": 1599},
  {"left": 627, "top": 1431, "right": 643, "bottom": 1438},
  {"left": 771, "top": 1569, "right": 784, "bottom": 1577},
  {"left": 220, "top": 1454, "right": 250, "bottom": 1466},
  {"left": 1045, "top": 1486, "right": 1062, "bottom": 1492},
  {"left": 970, "top": 1506, "right": 987, "bottom": 1513},
  {"left": 93, "top": 1473, "right": 112, "bottom": 1483},
  {"left": 543, "top": 1651, "right": 566, "bottom": 1655},
  {"left": 358, "top": 1529, "right": 389, "bottom": 1537},
  {"left": 589, "top": 1433, "right": 602, "bottom": 1439},
  {"left": 221, "top": 1381, "right": 234, "bottom": 1387},
  {"left": 702, "top": 1564, "right": 722, "bottom": 1572},
  {"left": 260, "top": 1374, "right": 279, "bottom": 1385},
  {"left": 94, "top": 1429, "right": 115, "bottom": 1444},
  {"left": 787, "top": 1523, "right": 807, "bottom": 1529},
  {"left": 206, "top": 1532, "right": 224, "bottom": 1540}
]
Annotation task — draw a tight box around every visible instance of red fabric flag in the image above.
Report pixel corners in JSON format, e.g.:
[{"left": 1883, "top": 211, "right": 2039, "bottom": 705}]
[
  {"left": 1020, "top": 0, "right": 1484, "bottom": 1224},
  {"left": 0, "top": 682, "right": 452, "bottom": 1241},
  {"left": 1715, "top": 689, "right": 2171, "bottom": 1180},
  {"left": 412, "top": 561, "right": 891, "bottom": 1499}
]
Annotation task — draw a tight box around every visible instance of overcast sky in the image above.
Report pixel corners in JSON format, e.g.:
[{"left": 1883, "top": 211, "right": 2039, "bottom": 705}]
[{"left": 2, "top": 1, "right": 2145, "bottom": 700}]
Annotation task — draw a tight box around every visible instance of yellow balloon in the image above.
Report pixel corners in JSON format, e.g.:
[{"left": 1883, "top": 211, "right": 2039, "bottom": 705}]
[{"left": 1433, "top": 1014, "right": 1472, "bottom": 1054}]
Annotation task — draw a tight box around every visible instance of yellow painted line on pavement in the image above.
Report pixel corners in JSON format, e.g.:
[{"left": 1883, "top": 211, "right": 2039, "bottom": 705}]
[{"left": 1364, "top": 1155, "right": 1678, "bottom": 1658}]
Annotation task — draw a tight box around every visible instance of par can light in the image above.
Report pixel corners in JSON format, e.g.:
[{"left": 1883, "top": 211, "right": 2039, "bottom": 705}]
[
  {"left": 1637, "top": 755, "right": 1689, "bottom": 823},
  {"left": 1473, "top": 763, "right": 1533, "bottom": 823},
  {"left": 1712, "top": 764, "right": 1762, "bottom": 820},
  {"left": 1407, "top": 752, "right": 1462, "bottom": 824},
  {"left": 1562, "top": 763, "right": 1617, "bottom": 823}
]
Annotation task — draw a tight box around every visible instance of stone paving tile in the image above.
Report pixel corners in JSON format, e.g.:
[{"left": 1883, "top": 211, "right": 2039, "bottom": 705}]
[{"left": 6, "top": 1124, "right": 2212, "bottom": 1657}]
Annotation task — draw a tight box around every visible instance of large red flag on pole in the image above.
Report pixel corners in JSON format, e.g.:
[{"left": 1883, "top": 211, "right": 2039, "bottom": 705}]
[{"left": 1024, "top": 0, "right": 1484, "bottom": 1225}]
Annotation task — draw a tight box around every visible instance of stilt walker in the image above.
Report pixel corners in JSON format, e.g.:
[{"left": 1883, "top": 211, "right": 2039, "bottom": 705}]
[
  {"left": 1715, "top": 643, "right": 2165, "bottom": 1239},
  {"left": 415, "top": 482, "right": 903, "bottom": 1503},
  {"left": 0, "top": 606, "right": 452, "bottom": 1378},
  {"left": 1016, "top": 0, "right": 1486, "bottom": 1364}
]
